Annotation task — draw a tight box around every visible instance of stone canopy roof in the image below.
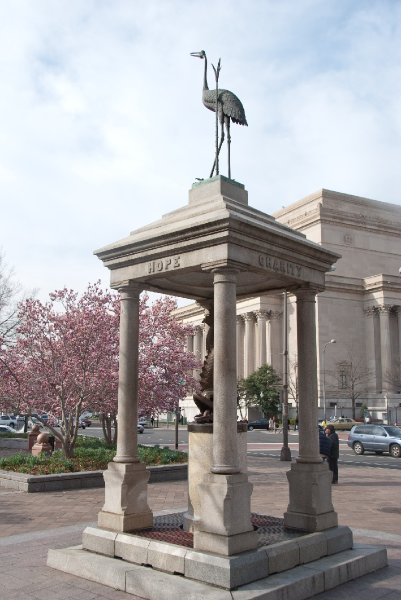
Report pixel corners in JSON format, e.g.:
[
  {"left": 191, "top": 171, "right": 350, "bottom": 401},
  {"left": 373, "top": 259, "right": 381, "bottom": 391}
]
[{"left": 95, "top": 176, "right": 340, "bottom": 301}]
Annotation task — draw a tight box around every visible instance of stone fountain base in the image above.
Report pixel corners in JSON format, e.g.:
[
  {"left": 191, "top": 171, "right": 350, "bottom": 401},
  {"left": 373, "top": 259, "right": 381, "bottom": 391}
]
[{"left": 47, "top": 511, "right": 387, "bottom": 599}]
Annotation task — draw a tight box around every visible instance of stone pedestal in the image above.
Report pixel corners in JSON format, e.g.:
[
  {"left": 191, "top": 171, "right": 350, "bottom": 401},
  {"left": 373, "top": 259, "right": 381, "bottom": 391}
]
[
  {"left": 183, "top": 423, "right": 247, "bottom": 532},
  {"left": 31, "top": 440, "right": 52, "bottom": 456},
  {"left": 28, "top": 430, "right": 40, "bottom": 451},
  {"left": 193, "top": 471, "right": 257, "bottom": 555},
  {"left": 31, "top": 432, "right": 52, "bottom": 456},
  {"left": 98, "top": 462, "right": 153, "bottom": 532},
  {"left": 284, "top": 462, "right": 338, "bottom": 531}
]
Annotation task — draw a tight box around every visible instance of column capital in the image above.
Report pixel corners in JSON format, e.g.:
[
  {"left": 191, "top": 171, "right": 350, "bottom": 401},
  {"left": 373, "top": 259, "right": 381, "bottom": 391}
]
[
  {"left": 114, "top": 281, "right": 142, "bottom": 299},
  {"left": 364, "top": 306, "right": 377, "bottom": 317},
  {"left": 255, "top": 310, "right": 269, "bottom": 321},
  {"left": 212, "top": 268, "right": 238, "bottom": 285},
  {"left": 295, "top": 287, "right": 319, "bottom": 302},
  {"left": 378, "top": 304, "right": 395, "bottom": 316},
  {"left": 269, "top": 310, "right": 282, "bottom": 321},
  {"left": 242, "top": 312, "right": 256, "bottom": 322}
]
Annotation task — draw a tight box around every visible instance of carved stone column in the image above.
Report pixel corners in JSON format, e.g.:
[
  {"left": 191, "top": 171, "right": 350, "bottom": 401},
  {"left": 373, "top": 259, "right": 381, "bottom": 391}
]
[
  {"left": 364, "top": 307, "right": 380, "bottom": 393},
  {"left": 269, "top": 310, "right": 282, "bottom": 373},
  {"left": 236, "top": 315, "right": 245, "bottom": 379},
  {"left": 379, "top": 305, "right": 394, "bottom": 392},
  {"left": 98, "top": 282, "right": 153, "bottom": 532},
  {"left": 194, "top": 269, "right": 257, "bottom": 555},
  {"left": 284, "top": 288, "right": 337, "bottom": 532},
  {"left": 193, "top": 325, "right": 203, "bottom": 362},
  {"left": 398, "top": 307, "right": 401, "bottom": 389},
  {"left": 186, "top": 333, "right": 194, "bottom": 354},
  {"left": 256, "top": 310, "right": 268, "bottom": 367},
  {"left": 243, "top": 312, "right": 256, "bottom": 377},
  {"left": 266, "top": 313, "right": 272, "bottom": 364}
]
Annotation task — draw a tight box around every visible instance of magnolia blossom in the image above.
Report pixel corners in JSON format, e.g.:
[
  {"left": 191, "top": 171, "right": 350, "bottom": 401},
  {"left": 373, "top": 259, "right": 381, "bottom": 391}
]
[{"left": 0, "top": 283, "right": 200, "bottom": 456}]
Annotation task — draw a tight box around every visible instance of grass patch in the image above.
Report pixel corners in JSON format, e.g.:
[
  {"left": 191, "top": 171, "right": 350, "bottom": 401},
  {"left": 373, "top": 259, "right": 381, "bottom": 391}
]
[
  {"left": 0, "top": 432, "right": 29, "bottom": 439},
  {"left": 0, "top": 439, "right": 187, "bottom": 475}
]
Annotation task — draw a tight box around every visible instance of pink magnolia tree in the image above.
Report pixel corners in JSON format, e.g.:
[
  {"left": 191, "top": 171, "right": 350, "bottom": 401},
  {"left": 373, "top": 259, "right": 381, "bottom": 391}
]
[
  {"left": 0, "top": 284, "right": 200, "bottom": 456},
  {"left": 97, "top": 293, "right": 200, "bottom": 445},
  {"left": 0, "top": 282, "right": 119, "bottom": 457}
]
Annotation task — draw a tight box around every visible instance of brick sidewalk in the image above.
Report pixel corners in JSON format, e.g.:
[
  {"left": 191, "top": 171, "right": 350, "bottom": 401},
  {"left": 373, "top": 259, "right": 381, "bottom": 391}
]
[{"left": 1, "top": 454, "right": 401, "bottom": 598}]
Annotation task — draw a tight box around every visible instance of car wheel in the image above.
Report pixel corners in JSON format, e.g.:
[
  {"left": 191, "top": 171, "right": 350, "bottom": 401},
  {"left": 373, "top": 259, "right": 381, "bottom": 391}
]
[
  {"left": 248, "top": 426, "right": 254, "bottom": 431},
  {"left": 389, "top": 444, "right": 401, "bottom": 458},
  {"left": 353, "top": 441, "right": 364, "bottom": 455}
]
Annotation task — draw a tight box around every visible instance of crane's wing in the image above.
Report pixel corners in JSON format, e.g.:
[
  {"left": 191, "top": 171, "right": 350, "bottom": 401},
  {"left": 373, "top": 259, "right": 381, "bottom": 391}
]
[
  {"left": 202, "top": 89, "right": 248, "bottom": 126},
  {"left": 218, "top": 90, "right": 248, "bottom": 126}
]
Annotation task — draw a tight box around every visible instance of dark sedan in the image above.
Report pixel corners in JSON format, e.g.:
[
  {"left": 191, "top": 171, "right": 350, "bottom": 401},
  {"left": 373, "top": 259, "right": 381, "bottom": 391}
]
[{"left": 247, "top": 418, "right": 269, "bottom": 431}]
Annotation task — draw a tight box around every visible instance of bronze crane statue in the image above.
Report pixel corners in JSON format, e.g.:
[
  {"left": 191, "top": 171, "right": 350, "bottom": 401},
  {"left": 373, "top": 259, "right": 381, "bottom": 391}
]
[{"left": 191, "top": 50, "right": 247, "bottom": 179}]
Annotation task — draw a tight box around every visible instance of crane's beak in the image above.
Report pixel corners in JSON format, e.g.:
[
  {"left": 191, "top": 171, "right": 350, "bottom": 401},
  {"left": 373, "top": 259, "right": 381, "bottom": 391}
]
[{"left": 190, "top": 51, "right": 204, "bottom": 59}]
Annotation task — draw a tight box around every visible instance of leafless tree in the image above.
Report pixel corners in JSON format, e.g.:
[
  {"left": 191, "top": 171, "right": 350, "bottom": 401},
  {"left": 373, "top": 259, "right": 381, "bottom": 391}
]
[
  {"left": 287, "top": 355, "right": 299, "bottom": 420},
  {"left": 337, "top": 353, "right": 372, "bottom": 419},
  {"left": 0, "top": 252, "right": 21, "bottom": 346}
]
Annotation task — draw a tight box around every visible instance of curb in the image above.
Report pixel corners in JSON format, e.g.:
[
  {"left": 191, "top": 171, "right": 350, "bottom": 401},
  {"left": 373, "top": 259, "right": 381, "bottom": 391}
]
[{"left": 0, "top": 463, "right": 188, "bottom": 493}]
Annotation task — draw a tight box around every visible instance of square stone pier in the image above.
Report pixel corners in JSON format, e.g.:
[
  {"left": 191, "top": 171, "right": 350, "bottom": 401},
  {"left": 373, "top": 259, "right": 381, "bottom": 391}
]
[{"left": 47, "top": 176, "right": 387, "bottom": 598}]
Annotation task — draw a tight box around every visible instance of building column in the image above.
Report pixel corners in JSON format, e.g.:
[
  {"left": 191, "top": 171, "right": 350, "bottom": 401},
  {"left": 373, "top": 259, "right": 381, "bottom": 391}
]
[
  {"left": 269, "top": 310, "right": 282, "bottom": 373},
  {"left": 98, "top": 282, "right": 153, "bottom": 532},
  {"left": 236, "top": 315, "right": 245, "bottom": 379},
  {"left": 266, "top": 313, "right": 272, "bottom": 364},
  {"left": 243, "top": 312, "right": 256, "bottom": 377},
  {"left": 256, "top": 310, "right": 268, "bottom": 367},
  {"left": 193, "top": 325, "right": 203, "bottom": 362},
  {"left": 284, "top": 288, "right": 337, "bottom": 532},
  {"left": 186, "top": 333, "right": 194, "bottom": 354},
  {"left": 194, "top": 269, "right": 257, "bottom": 555},
  {"left": 379, "top": 305, "right": 394, "bottom": 392},
  {"left": 364, "top": 307, "right": 380, "bottom": 393},
  {"left": 397, "top": 307, "right": 401, "bottom": 389}
]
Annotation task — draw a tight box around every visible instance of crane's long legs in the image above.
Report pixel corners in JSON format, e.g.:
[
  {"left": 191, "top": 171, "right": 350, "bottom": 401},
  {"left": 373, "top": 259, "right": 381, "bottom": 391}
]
[
  {"left": 226, "top": 119, "right": 231, "bottom": 179},
  {"left": 209, "top": 127, "right": 225, "bottom": 178}
]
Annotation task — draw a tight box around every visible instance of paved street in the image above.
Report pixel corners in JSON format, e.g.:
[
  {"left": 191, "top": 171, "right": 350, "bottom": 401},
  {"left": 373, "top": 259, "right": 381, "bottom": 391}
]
[{"left": 1, "top": 430, "right": 401, "bottom": 598}]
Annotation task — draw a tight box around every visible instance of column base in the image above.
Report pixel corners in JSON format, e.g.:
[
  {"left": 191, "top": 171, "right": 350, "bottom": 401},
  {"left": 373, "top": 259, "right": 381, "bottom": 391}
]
[
  {"left": 98, "top": 461, "right": 153, "bottom": 532},
  {"left": 284, "top": 461, "right": 338, "bottom": 532},
  {"left": 193, "top": 472, "right": 257, "bottom": 555}
]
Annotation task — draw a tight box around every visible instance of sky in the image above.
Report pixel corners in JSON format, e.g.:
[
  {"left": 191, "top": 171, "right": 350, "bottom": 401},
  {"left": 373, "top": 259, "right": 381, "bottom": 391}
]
[{"left": 1, "top": 0, "right": 401, "bottom": 301}]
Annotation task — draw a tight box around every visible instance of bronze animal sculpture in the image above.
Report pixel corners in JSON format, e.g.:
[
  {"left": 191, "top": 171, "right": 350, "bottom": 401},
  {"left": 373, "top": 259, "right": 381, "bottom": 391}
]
[
  {"left": 193, "top": 307, "right": 214, "bottom": 423},
  {"left": 190, "top": 50, "right": 247, "bottom": 179}
]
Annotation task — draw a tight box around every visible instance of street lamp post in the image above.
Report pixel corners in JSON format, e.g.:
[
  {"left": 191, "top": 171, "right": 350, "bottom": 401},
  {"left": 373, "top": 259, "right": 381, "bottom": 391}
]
[
  {"left": 280, "top": 291, "right": 291, "bottom": 461},
  {"left": 322, "top": 339, "right": 336, "bottom": 421}
]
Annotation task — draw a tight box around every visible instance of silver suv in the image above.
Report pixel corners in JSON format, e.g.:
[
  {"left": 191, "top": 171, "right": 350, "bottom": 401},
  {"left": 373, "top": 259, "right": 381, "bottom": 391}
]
[
  {"left": 0, "top": 415, "right": 16, "bottom": 428},
  {"left": 347, "top": 424, "right": 401, "bottom": 458}
]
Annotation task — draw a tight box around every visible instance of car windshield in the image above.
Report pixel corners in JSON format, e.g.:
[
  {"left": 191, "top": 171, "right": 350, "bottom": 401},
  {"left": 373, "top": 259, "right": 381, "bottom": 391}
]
[{"left": 383, "top": 426, "right": 401, "bottom": 437}]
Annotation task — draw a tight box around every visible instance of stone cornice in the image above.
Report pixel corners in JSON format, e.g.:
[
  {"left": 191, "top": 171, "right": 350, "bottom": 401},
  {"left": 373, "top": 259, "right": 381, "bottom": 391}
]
[{"left": 274, "top": 189, "right": 401, "bottom": 236}]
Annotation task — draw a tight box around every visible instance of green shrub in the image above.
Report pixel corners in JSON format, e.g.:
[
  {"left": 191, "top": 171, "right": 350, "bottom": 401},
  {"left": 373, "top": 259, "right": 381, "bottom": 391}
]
[{"left": 0, "top": 443, "right": 187, "bottom": 475}]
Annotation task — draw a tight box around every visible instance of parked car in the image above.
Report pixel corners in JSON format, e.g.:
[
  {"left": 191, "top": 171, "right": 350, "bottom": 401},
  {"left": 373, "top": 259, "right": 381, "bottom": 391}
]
[
  {"left": 137, "top": 423, "right": 144, "bottom": 434},
  {"left": 348, "top": 424, "right": 401, "bottom": 458},
  {"left": 0, "top": 425, "right": 17, "bottom": 433},
  {"left": 80, "top": 417, "right": 92, "bottom": 427},
  {"left": 0, "top": 415, "right": 16, "bottom": 428},
  {"left": 327, "top": 417, "right": 359, "bottom": 431},
  {"left": 247, "top": 418, "right": 269, "bottom": 431}
]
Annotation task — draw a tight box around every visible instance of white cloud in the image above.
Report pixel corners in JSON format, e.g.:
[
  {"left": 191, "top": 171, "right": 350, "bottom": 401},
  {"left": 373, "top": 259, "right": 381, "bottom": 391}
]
[{"left": 0, "top": 0, "right": 400, "bottom": 298}]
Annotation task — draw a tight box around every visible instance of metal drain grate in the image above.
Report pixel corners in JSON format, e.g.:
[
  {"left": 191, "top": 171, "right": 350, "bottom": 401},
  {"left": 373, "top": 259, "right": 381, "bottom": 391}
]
[{"left": 134, "top": 512, "right": 305, "bottom": 548}]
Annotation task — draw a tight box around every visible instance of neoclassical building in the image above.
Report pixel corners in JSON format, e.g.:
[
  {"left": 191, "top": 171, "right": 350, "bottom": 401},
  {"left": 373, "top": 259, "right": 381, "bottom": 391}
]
[{"left": 176, "top": 189, "right": 401, "bottom": 424}]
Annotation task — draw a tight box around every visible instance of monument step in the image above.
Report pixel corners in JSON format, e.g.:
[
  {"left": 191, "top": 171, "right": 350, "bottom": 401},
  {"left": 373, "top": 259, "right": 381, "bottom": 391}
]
[{"left": 47, "top": 543, "right": 387, "bottom": 600}]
